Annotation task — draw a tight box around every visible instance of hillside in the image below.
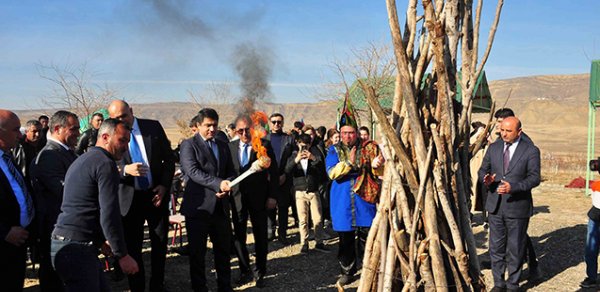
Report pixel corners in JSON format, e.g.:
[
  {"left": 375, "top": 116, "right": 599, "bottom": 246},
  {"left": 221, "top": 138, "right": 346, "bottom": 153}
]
[{"left": 12, "top": 73, "right": 595, "bottom": 154}]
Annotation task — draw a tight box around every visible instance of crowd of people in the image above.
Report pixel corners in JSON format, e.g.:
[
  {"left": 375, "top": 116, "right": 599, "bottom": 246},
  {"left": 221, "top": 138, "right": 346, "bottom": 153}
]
[
  {"left": 0, "top": 101, "right": 387, "bottom": 292},
  {"left": 10, "top": 99, "right": 594, "bottom": 291}
]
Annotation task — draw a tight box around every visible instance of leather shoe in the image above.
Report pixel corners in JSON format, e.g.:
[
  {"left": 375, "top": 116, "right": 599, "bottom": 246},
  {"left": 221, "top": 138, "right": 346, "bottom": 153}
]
[
  {"left": 236, "top": 271, "right": 254, "bottom": 285},
  {"left": 278, "top": 235, "right": 290, "bottom": 245},
  {"left": 528, "top": 265, "right": 542, "bottom": 281},
  {"left": 255, "top": 276, "right": 266, "bottom": 288}
]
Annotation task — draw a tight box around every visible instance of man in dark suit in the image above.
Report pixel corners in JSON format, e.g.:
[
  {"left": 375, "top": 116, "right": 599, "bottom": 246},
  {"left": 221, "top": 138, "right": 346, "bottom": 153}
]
[
  {"left": 228, "top": 115, "right": 278, "bottom": 288},
  {"left": 478, "top": 116, "right": 541, "bottom": 292},
  {"left": 265, "top": 113, "right": 295, "bottom": 244},
  {"left": 30, "top": 110, "right": 80, "bottom": 292},
  {"left": 180, "top": 108, "right": 235, "bottom": 292},
  {"left": 0, "top": 109, "right": 34, "bottom": 292},
  {"left": 108, "top": 100, "right": 175, "bottom": 292}
]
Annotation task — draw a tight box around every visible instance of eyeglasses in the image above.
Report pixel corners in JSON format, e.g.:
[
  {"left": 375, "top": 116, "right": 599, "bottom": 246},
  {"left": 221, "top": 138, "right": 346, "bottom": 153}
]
[
  {"left": 270, "top": 120, "right": 283, "bottom": 125},
  {"left": 236, "top": 128, "right": 251, "bottom": 134}
]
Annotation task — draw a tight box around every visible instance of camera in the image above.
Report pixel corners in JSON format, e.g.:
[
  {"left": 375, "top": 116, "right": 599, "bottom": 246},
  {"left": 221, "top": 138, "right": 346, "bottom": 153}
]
[{"left": 590, "top": 157, "right": 600, "bottom": 172}]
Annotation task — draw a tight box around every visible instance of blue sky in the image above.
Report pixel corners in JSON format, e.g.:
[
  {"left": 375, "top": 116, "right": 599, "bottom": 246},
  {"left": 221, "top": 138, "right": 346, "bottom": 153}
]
[{"left": 1, "top": 0, "right": 598, "bottom": 109}]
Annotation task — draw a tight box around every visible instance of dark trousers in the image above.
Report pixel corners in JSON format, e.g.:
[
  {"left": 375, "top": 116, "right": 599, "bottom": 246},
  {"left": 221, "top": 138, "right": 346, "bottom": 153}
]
[
  {"left": 524, "top": 235, "right": 538, "bottom": 267},
  {"left": 232, "top": 205, "right": 268, "bottom": 277},
  {"left": 186, "top": 205, "right": 233, "bottom": 292},
  {"left": 51, "top": 239, "right": 109, "bottom": 292},
  {"left": 319, "top": 181, "right": 331, "bottom": 221},
  {"left": 338, "top": 228, "right": 369, "bottom": 276},
  {"left": 39, "top": 212, "right": 65, "bottom": 292},
  {"left": 122, "top": 190, "right": 169, "bottom": 292},
  {"left": 0, "top": 241, "right": 27, "bottom": 292},
  {"left": 488, "top": 211, "right": 530, "bottom": 290},
  {"left": 268, "top": 183, "right": 294, "bottom": 238}
]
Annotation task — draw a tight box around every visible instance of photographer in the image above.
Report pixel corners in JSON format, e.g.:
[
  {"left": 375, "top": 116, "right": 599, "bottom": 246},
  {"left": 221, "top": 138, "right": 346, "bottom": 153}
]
[
  {"left": 581, "top": 180, "right": 600, "bottom": 288},
  {"left": 285, "top": 134, "right": 328, "bottom": 253}
]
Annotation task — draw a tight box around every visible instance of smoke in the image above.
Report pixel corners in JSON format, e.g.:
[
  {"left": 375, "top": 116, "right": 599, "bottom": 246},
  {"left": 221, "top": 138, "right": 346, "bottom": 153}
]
[
  {"left": 233, "top": 41, "right": 274, "bottom": 115},
  {"left": 121, "top": 0, "right": 277, "bottom": 110},
  {"left": 144, "top": 0, "right": 214, "bottom": 39}
]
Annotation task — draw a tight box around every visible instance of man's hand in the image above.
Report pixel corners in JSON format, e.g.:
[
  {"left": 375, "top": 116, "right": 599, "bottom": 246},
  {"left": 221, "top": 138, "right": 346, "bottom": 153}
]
[
  {"left": 483, "top": 173, "right": 496, "bottom": 187},
  {"left": 266, "top": 198, "right": 277, "bottom": 209},
  {"left": 372, "top": 153, "right": 385, "bottom": 169},
  {"left": 4, "top": 226, "right": 29, "bottom": 247},
  {"left": 279, "top": 174, "right": 286, "bottom": 186},
  {"left": 124, "top": 163, "right": 148, "bottom": 177},
  {"left": 215, "top": 191, "right": 229, "bottom": 199},
  {"left": 497, "top": 180, "right": 511, "bottom": 194},
  {"left": 220, "top": 180, "right": 231, "bottom": 192},
  {"left": 152, "top": 185, "right": 167, "bottom": 207},
  {"left": 101, "top": 241, "right": 113, "bottom": 257},
  {"left": 304, "top": 150, "right": 315, "bottom": 161},
  {"left": 349, "top": 146, "right": 357, "bottom": 165},
  {"left": 295, "top": 150, "right": 304, "bottom": 163},
  {"left": 119, "top": 255, "right": 139, "bottom": 275}
]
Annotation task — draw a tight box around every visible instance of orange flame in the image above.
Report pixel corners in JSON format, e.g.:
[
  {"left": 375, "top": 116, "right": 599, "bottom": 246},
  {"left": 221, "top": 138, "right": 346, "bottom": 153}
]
[{"left": 250, "top": 111, "right": 268, "bottom": 158}]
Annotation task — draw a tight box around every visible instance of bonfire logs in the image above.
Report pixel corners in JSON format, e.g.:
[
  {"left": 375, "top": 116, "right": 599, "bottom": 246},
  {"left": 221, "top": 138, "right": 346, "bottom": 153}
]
[{"left": 357, "top": 0, "right": 504, "bottom": 291}]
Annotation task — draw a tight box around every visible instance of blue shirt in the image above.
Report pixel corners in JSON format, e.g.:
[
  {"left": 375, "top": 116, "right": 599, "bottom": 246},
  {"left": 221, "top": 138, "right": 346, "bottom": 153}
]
[{"left": 0, "top": 149, "right": 32, "bottom": 227}]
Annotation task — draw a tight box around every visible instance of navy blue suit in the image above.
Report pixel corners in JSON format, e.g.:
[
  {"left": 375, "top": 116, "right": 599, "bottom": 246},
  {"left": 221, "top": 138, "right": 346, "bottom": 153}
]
[
  {"left": 180, "top": 133, "right": 235, "bottom": 292},
  {"left": 479, "top": 135, "right": 540, "bottom": 290},
  {"left": 0, "top": 166, "right": 28, "bottom": 291}
]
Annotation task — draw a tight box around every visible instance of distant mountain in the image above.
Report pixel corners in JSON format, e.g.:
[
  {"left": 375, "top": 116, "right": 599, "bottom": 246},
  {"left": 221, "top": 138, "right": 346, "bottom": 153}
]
[
  {"left": 12, "top": 73, "right": 594, "bottom": 153},
  {"left": 488, "top": 73, "right": 589, "bottom": 105}
]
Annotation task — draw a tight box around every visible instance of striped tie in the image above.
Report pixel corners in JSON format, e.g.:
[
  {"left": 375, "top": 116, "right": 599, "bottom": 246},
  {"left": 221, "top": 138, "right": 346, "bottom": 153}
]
[{"left": 2, "top": 152, "right": 34, "bottom": 226}]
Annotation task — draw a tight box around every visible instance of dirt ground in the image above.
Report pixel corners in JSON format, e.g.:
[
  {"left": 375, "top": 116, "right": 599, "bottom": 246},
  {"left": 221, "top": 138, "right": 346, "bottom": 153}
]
[{"left": 22, "top": 175, "right": 595, "bottom": 291}]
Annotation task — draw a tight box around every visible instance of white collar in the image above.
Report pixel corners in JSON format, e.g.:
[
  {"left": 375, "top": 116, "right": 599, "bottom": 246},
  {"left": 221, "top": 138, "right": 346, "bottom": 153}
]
[
  {"left": 48, "top": 137, "right": 71, "bottom": 151},
  {"left": 238, "top": 140, "right": 251, "bottom": 148}
]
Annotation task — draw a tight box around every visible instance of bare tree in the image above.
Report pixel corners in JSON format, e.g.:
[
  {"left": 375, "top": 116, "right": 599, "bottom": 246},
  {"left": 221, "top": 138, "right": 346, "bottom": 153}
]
[
  {"left": 175, "top": 81, "right": 234, "bottom": 136},
  {"left": 187, "top": 81, "right": 234, "bottom": 106},
  {"left": 357, "top": 0, "right": 504, "bottom": 291},
  {"left": 37, "top": 62, "right": 117, "bottom": 118},
  {"left": 328, "top": 42, "right": 397, "bottom": 131}
]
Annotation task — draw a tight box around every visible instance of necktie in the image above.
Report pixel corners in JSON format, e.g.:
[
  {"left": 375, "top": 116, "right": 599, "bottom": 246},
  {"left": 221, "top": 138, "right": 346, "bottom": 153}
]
[
  {"left": 129, "top": 131, "right": 150, "bottom": 190},
  {"left": 241, "top": 143, "right": 249, "bottom": 168},
  {"left": 2, "top": 153, "right": 34, "bottom": 226},
  {"left": 207, "top": 140, "right": 219, "bottom": 168},
  {"left": 503, "top": 142, "right": 512, "bottom": 174}
]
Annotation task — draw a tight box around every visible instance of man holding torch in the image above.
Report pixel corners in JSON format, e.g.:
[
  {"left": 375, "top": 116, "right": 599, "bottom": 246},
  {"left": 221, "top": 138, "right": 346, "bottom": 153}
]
[{"left": 228, "top": 114, "right": 278, "bottom": 288}]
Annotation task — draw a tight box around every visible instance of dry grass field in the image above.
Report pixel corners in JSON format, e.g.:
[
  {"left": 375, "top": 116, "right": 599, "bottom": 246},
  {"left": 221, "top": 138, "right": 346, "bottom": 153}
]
[{"left": 17, "top": 73, "right": 600, "bottom": 291}]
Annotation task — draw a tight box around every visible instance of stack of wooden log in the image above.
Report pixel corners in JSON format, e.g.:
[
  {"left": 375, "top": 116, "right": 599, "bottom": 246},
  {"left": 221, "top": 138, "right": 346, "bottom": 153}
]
[{"left": 356, "top": 0, "right": 504, "bottom": 291}]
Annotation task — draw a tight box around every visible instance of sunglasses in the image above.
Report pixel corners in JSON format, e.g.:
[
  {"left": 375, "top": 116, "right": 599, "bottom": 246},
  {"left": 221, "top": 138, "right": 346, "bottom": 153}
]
[
  {"left": 236, "top": 128, "right": 251, "bottom": 134},
  {"left": 270, "top": 120, "right": 283, "bottom": 125}
]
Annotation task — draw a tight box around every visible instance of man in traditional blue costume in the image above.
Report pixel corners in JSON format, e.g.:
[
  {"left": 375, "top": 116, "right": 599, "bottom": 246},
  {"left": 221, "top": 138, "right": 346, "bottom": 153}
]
[{"left": 326, "top": 96, "right": 385, "bottom": 289}]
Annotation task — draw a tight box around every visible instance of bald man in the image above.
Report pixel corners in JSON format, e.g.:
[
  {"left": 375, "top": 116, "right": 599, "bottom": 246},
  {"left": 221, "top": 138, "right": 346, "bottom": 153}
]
[
  {"left": 0, "top": 110, "right": 35, "bottom": 291},
  {"left": 479, "top": 116, "right": 541, "bottom": 292},
  {"left": 108, "top": 100, "right": 175, "bottom": 292}
]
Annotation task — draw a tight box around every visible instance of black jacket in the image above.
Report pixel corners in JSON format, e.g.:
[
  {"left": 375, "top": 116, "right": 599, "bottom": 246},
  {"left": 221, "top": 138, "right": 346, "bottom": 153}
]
[
  {"left": 284, "top": 147, "right": 324, "bottom": 193},
  {"left": 75, "top": 128, "right": 98, "bottom": 155},
  {"left": 228, "top": 139, "right": 279, "bottom": 217}
]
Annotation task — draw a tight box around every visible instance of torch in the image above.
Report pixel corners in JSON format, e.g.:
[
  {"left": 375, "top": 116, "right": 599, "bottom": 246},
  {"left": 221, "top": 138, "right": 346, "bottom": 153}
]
[
  {"left": 228, "top": 111, "right": 271, "bottom": 187},
  {"left": 229, "top": 156, "right": 271, "bottom": 187}
]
